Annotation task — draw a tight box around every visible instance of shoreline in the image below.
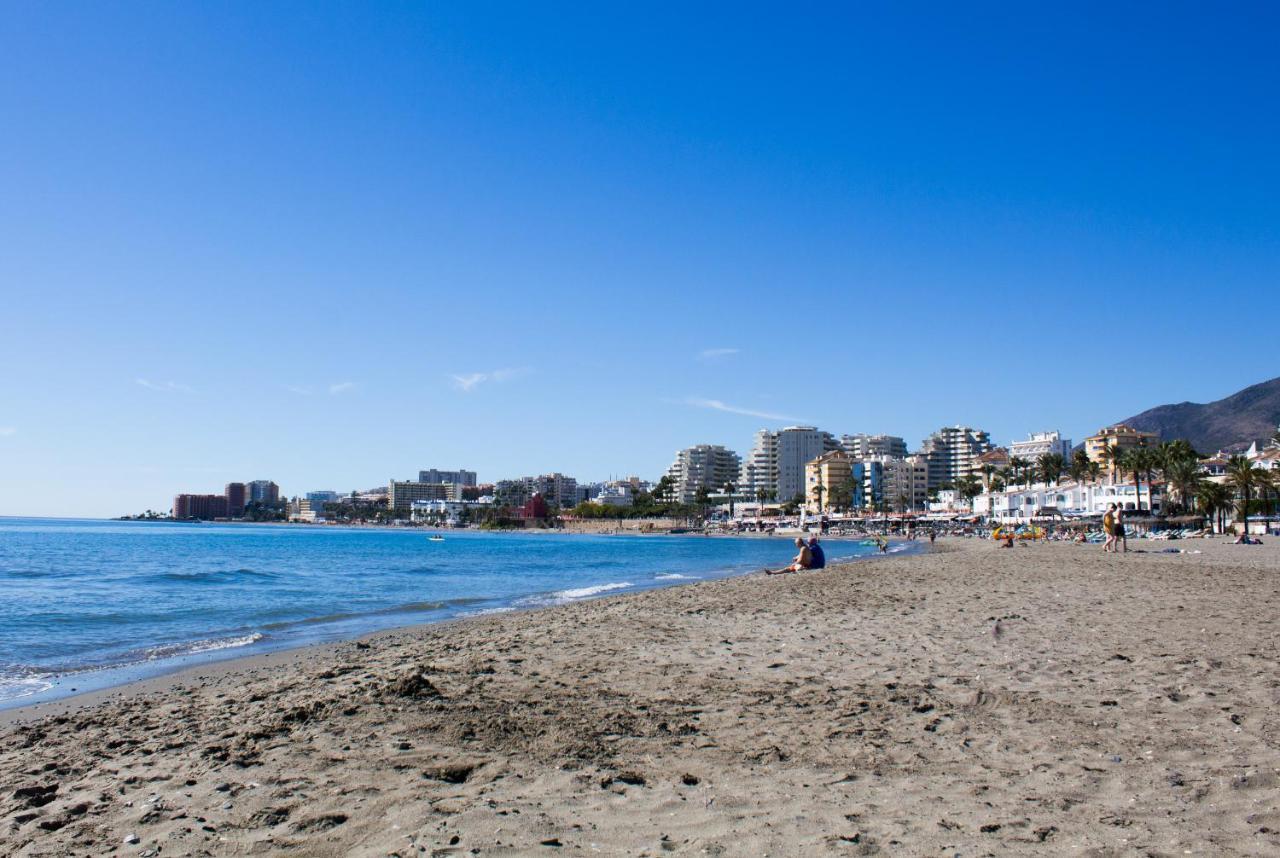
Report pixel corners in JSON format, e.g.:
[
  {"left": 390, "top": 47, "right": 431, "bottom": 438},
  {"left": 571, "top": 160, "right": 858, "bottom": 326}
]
[
  {"left": 9, "top": 538, "right": 1272, "bottom": 855},
  {"left": 1, "top": 537, "right": 919, "bottom": 719}
]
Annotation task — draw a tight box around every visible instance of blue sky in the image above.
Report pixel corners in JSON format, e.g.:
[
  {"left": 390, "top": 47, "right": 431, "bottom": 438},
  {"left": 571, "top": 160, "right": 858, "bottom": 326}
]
[{"left": 2, "top": 3, "right": 1278, "bottom": 517}]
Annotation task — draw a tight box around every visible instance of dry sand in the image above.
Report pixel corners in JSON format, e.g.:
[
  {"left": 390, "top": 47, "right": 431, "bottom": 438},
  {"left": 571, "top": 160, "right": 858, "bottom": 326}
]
[{"left": 3, "top": 538, "right": 1279, "bottom": 856}]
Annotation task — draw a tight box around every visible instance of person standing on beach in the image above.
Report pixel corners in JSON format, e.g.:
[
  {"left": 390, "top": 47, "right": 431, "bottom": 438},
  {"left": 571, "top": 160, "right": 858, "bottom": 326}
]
[
  {"left": 1103, "top": 504, "right": 1117, "bottom": 553},
  {"left": 1114, "top": 505, "right": 1127, "bottom": 552}
]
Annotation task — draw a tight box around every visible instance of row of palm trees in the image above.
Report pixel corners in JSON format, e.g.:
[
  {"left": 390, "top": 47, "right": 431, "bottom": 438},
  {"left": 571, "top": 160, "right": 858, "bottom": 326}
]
[{"left": 973, "top": 438, "right": 1276, "bottom": 531}]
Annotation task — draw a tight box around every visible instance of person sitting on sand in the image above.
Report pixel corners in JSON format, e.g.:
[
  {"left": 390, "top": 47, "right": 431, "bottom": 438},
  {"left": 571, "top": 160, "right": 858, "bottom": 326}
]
[
  {"left": 807, "top": 536, "right": 825, "bottom": 570},
  {"left": 765, "top": 538, "right": 811, "bottom": 575}
]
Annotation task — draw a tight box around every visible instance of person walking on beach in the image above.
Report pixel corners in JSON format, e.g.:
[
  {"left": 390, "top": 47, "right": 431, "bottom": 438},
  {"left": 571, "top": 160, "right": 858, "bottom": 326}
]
[
  {"left": 807, "top": 536, "right": 825, "bottom": 570},
  {"left": 1114, "top": 505, "right": 1127, "bottom": 552},
  {"left": 765, "top": 538, "right": 811, "bottom": 575},
  {"left": 1102, "top": 504, "right": 1117, "bottom": 553}
]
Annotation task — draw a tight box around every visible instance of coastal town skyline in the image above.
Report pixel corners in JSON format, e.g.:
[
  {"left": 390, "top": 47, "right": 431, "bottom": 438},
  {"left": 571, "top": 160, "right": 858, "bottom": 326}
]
[{"left": 4, "top": 5, "right": 1279, "bottom": 518}]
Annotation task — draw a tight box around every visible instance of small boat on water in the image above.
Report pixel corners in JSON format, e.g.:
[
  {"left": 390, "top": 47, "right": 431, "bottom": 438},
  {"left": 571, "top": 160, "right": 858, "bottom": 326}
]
[{"left": 428, "top": 534, "right": 445, "bottom": 542}]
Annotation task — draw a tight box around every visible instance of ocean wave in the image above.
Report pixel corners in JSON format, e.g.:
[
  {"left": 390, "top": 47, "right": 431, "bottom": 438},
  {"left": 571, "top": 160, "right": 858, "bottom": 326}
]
[
  {"left": 257, "top": 598, "right": 481, "bottom": 631},
  {"left": 558, "top": 581, "right": 634, "bottom": 599},
  {"left": 654, "top": 573, "right": 697, "bottom": 580},
  {"left": 0, "top": 667, "right": 55, "bottom": 702},
  {"left": 459, "top": 606, "right": 516, "bottom": 617},
  {"left": 152, "top": 567, "right": 280, "bottom": 584},
  {"left": 143, "top": 632, "right": 265, "bottom": 660}
]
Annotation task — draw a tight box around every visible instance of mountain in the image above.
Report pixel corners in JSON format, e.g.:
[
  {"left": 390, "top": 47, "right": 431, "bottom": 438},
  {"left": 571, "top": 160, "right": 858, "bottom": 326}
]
[{"left": 1115, "top": 376, "right": 1280, "bottom": 454}]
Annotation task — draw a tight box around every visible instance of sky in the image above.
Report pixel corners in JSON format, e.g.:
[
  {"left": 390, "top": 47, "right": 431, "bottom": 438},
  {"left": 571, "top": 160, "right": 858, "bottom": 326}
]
[{"left": 2, "top": 2, "right": 1278, "bottom": 517}]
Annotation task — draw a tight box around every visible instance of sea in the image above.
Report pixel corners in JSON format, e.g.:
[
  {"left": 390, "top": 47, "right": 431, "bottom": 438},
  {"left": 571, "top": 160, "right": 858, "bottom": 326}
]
[{"left": 0, "top": 517, "right": 905, "bottom": 708}]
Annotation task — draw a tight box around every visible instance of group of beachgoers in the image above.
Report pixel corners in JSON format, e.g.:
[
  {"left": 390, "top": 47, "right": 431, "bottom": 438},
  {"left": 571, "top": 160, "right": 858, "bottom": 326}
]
[
  {"left": 1102, "top": 503, "right": 1128, "bottom": 553},
  {"left": 764, "top": 536, "right": 827, "bottom": 575}
]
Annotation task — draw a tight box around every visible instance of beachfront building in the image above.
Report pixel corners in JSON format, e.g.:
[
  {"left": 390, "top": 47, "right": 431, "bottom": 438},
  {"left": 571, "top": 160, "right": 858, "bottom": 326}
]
[
  {"left": 173, "top": 493, "right": 228, "bottom": 520},
  {"left": 805, "top": 450, "right": 854, "bottom": 513},
  {"left": 306, "top": 490, "right": 341, "bottom": 506},
  {"left": 225, "top": 482, "right": 246, "bottom": 516},
  {"left": 592, "top": 485, "right": 634, "bottom": 507},
  {"left": 247, "top": 480, "right": 280, "bottom": 504},
  {"left": 410, "top": 499, "right": 469, "bottom": 525},
  {"left": 493, "top": 474, "right": 579, "bottom": 509},
  {"left": 1083, "top": 424, "right": 1159, "bottom": 464},
  {"left": 417, "top": 469, "right": 478, "bottom": 487},
  {"left": 840, "top": 434, "right": 908, "bottom": 460},
  {"left": 388, "top": 480, "right": 453, "bottom": 513},
  {"left": 918, "top": 426, "right": 992, "bottom": 489},
  {"left": 975, "top": 448, "right": 1011, "bottom": 487},
  {"left": 1010, "top": 431, "right": 1073, "bottom": 461},
  {"left": 530, "top": 473, "right": 578, "bottom": 508},
  {"left": 288, "top": 498, "right": 327, "bottom": 523},
  {"left": 973, "top": 480, "right": 1165, "bottom": 522},
  {"left": 666, "top": 444, "right": 741, "bottom": 504},
  {"left": 741, "top": 426, "right": 840, "bottom": 504},
  {"left": 877, "top": 454, "right": 931, "bottom": 512},
  {"left": 493, "top": 479, "right": 530, "bottom": 509}
]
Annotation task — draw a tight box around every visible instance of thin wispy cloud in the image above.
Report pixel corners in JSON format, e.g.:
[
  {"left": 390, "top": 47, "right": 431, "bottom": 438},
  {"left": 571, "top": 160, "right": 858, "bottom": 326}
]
[
  {"left": 451, "top": 366, "right": 532, "bottom": 392},
  {"left": 0, "top": 426, "right": 15, "bottom": 437},
  {"left": 328, "top": 381, "right": 356, "bottom": 395},
  {"left": 698, "top": 347, "right": 740, "bottom": 361},
  {"left": 684, "top": 396, "right": 804, "bottom": 423},
  {"left": 135, "top": 378, "right": 193, "bottom": 393}
]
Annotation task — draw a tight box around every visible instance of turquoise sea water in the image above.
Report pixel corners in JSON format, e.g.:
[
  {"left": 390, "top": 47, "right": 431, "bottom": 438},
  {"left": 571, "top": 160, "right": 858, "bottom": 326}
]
[{"left": 0, "top": 518, "right": 902, "bottom": 707}]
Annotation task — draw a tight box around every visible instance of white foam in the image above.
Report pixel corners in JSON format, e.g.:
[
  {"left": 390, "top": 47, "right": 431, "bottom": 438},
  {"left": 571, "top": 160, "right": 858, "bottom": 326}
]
[
  {"left": 555, "top": 581, "right": 634, "bottom": 600},
  {"left": 0, "top": 671, "right": 55, "bottom": 701},
  {"left": 460, "top": 606, "right": 517, "bottom": 618},
  {"left": 187, "top": 633, "right": 264, "bottom": 654},
  {"left": 655, "top": 573, "right": 696, "bottom": 580}
]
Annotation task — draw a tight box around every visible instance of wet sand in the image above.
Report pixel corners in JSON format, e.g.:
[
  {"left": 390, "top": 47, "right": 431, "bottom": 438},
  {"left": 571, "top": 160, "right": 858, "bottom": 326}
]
[{"left": 3, "top": 538, "right": 1279, "bottom": 856}]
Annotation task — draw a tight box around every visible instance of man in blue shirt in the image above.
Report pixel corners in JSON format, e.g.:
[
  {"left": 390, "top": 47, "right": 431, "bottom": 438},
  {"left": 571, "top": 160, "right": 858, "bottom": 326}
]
[{"left": 807, "top": 536, "right": 825, "bottom": 570}]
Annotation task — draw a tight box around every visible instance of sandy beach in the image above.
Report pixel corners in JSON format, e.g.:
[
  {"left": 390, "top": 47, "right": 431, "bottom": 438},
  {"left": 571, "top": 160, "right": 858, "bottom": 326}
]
[{"left": 3, "top": 538, "right": 1279, "bottom": 856}]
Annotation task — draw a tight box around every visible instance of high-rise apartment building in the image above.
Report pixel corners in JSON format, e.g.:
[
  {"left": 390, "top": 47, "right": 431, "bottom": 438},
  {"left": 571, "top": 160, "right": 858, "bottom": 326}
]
[
  {"left": 666, "top": 445, "right": 741, "bottom": 503},
  {"left": 417, "top": 469, "right": 478, "bottom": 487},
  {"left": 492, "top": 474, "right": 579, "bottom": 509},
  {"left": 225, "top": 482, "right": 246, "bottom": 516},
  {"left": 877, "top": 455, "right": 931, "bottom": 512},
  {"left": 388, "top": 480, "right": 450, "bottom": 513},
  {"left": 740, "top": 426, "right": 839, "bottom": 503},
  {"left": 839, "top": 434, "right": 908, "bottom": 460},
  {"left": 174, "top": 494, "right": 229, "bottom": 520},
  {"left": 918, "top": 426, "right": 991, "bottom": 489},
  {"left": 247, "top": 480, "right": 280, "bottom": 504}
]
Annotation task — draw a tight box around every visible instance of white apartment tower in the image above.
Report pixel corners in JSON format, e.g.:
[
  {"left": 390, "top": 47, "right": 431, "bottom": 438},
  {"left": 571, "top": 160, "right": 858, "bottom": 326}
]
[
  {"left": 840, "top": 433, "right": 908, "bottom": 460},
  {"left": 918, "top": 425, "right": 992, "bottom": 489},
  {"left": 740, "top": 426, "right": 839, "bottom": 503},
  {"left": 665, "top": 445, "right": 742, "bottom": 503},
  {"left": 1009, "top": 431, "right": 1073, "bottom": 461}
]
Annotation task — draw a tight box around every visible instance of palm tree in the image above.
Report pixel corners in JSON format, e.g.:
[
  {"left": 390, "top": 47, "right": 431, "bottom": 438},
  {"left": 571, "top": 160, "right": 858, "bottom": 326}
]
[
  {"left": 724, "top": 482, "right": 736, "bottom": 518},
  {"left": 1127, "top": 446, "right": 1157, "bottom": 511},
  {"left": 1038, "top": 452, "right": 1065, "bottom": 487},
  {"left": 1069, "top": 449, "right": 1091, "bottom": 485},
  {"left": 1226, "top": 455, "right": 1266, "bottom": 533},
  {"left": 812, "top": 483, "right": 826, "bottom": 513},
  {"left": 755, "top": 487, "right": 768, "bottom": 513},
  {"left": 1087, "top": 460, "right": 1103, "bottom": 485},
  {"left": 1163, "top": 459, "right": 1203, "bottom": 514},
  {"left": 1009, "top": 457, "right": 1030, "bottom": 489},
  {"left": 981, "top": 463, "right": 996, "bottom": 491},
  {"left": 1102, "top": 443, "right": 1125, "bottom": 484},
  {"left": 1196, "top": 481, "right": 1232, "bottom": 533}
]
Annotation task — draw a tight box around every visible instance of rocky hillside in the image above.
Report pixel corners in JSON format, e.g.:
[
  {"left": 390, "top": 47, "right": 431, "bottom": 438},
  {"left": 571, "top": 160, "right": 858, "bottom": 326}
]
[{"left": 1117, "top": 376, "right": 1280, "bottom": 453}]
